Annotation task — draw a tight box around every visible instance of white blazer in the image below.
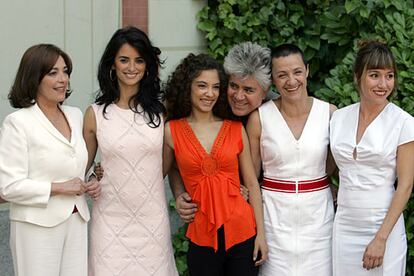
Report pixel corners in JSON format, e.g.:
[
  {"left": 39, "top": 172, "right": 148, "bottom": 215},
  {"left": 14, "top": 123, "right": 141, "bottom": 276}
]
[{"left": 0, "top": 104, "right": 90, "bottom": 227}]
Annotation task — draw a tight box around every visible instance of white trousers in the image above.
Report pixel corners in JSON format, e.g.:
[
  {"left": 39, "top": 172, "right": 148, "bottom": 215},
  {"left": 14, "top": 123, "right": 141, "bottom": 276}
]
[{"left": 10, "top": 212, "right": 88, "bottom": 276}]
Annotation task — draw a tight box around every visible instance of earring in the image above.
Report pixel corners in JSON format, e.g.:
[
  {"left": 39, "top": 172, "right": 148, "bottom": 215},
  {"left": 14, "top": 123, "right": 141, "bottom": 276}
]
[
  {"left": 110, "top": 69, "right": 116, "bottom": 81},
  {"left": 66, "top": 82, "right": 73, "bottom": 96}
]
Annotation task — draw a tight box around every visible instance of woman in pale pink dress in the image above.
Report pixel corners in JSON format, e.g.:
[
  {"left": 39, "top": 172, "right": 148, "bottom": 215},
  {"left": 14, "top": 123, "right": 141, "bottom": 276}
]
[{"left": 83, "top": 26, "right": 178, "bottom": 276}]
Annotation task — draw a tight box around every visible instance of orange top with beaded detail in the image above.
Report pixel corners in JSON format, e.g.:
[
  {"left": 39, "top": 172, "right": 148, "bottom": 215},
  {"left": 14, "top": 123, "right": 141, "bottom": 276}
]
[{"left": 169, "top": 118, "right": 256, "bottom": 251}]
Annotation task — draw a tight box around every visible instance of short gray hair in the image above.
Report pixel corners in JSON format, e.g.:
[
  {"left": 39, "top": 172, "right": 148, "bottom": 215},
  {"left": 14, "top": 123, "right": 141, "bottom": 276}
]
[{"left": 223, "top": 42, "right": 271, "bottom": 91}]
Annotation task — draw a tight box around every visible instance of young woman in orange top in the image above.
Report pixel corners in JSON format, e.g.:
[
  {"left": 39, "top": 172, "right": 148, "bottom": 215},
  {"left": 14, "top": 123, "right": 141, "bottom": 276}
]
[{"left": 163, "top": 53, "right": 267, "bottom": 276}]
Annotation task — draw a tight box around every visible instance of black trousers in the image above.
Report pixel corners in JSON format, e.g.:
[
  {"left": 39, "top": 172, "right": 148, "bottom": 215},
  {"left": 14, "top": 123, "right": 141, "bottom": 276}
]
[{"left": 187, "top": 227, "right": 258, "bottom": 276}]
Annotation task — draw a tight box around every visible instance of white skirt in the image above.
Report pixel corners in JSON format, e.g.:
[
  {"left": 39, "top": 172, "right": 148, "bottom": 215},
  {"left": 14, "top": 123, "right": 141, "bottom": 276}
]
[
  {"left": 259, "top": 188, "right": 334, "bottom": 276},
  {"left": 333, "top": 206, "right": 406, "bottom": 276}
]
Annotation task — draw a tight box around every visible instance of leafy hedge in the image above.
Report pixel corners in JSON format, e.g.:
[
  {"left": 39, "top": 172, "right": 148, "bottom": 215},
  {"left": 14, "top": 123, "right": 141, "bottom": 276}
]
[{"left": 172, "top": 0, "right": 414, "bottom": 275}]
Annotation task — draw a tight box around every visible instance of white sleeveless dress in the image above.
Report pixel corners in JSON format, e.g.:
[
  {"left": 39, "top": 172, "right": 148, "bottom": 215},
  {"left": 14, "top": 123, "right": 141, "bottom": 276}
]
[
  {"left": 330, "top": 102, "right": 414, "bottom": 276},
  {"left": 88, "top": 104, "right": 177, "bottom": 276},
  {"left": 258, "top": 98, "right": 334, "bottom": 276}
]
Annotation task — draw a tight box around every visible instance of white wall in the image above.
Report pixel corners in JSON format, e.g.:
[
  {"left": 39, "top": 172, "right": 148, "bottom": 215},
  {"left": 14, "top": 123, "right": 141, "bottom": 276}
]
[
  {"left": 0, "top": 0, "right": 121, "bottom": 122},
  {"left": 148, "top": 0, "right": 207, "bottom": 81}
]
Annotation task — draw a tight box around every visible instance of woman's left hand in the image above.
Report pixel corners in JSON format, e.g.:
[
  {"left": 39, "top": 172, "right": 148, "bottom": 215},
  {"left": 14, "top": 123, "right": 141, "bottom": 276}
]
[
  {"left": 253, "top": 233, "right": 268, "bottom": 266},
  {"left": 94, "top": 162, "right": 104, "bottom": 181},
  {"left": 362, "top": 237, "right": 386, "bottom": 270},
  {"left": 86, "top": 177, "right": 101, "bottom": 200}
]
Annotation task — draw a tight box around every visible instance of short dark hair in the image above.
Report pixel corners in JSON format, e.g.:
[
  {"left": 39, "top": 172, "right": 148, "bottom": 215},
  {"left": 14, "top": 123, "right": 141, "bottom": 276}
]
[
  {"left": 96, "top": 26, "right": 164, "bottom": 128},
  {"left": 354, "top": 40, "right": 397, "bottom": 94},
  {"left": 9, "top": 44, "right": 73, "bottom": 108},
  {"left": 270, "top": 43, "right": 307, "bottom": 66},
  {"left": 165, "top": 53, "right": 229, "bottom": 120}
]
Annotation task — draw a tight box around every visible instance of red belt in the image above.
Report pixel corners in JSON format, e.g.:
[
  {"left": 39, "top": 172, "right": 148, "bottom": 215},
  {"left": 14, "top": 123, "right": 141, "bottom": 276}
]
[{"left": 262, "top": 176, "right": 329, "bottom": 193}]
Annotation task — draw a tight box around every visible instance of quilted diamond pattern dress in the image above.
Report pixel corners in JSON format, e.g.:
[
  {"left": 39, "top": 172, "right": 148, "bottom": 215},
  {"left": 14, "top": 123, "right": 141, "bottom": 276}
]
[{"left": 88, "top": 103, "right": 177, "bottom": 276}]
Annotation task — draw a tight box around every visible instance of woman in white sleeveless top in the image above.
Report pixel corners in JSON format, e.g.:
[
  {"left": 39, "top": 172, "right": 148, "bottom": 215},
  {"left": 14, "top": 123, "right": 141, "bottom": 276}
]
[
  {"left": 330, "top": 41, "right": 414, "bottom": 275},
  {"left": 247, "top": 44, "right": 337, "bottom": 276},
  {"left": 83, "top": 27, "right": 177, "bottom": 276}
]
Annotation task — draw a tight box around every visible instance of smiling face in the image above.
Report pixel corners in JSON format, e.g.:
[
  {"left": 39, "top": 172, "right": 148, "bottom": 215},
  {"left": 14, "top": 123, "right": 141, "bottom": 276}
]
[
  {"left": 113, "top": 43, "right": 146, "bottom": 92},
  {"left": 359, "top": 68, "right": 394, "bottom": 105},
  {"left": 36, "top": 55, "right": 69, "bottom": 105},
  {"left": 227, "top": 74, "right": 266, "bottom": 116},
  {"left": 190, "top": 69, "right": 220, "bottom": 115},
  {"left": 272, "top": 53, "right": 309, "bottom": 101}
]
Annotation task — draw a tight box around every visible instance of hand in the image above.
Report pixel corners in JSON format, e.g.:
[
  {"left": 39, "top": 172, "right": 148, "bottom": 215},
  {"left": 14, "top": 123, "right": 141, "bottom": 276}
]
[
  {"left": 176, "top": 192, "right": 198, "bottom": 223},
  {"left": 86, "top": 177, "right": 101, "bottom": 200},
  {"left": 362, "top": 237, "right": 386, "bottom": 270},
  {"left": 240, "top": 184, "right": 249, "bottom": 201},
  {"left": 94, "top": 162, "right": 104, "bottom": 181},
  {"left": 52, "top": 177, "right": 86, "bottom": 196},
  {"left": 253, "top": 233, "right": 268, "bottom": 266}
]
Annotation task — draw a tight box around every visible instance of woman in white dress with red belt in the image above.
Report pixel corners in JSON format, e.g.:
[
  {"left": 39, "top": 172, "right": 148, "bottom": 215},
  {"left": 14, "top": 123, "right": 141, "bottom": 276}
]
[
  {"left": 247, "top": 44, "right": 337, "bottom": 276},
  {"left": 330, "top": 40, "right": 414, "bottom": 275}
]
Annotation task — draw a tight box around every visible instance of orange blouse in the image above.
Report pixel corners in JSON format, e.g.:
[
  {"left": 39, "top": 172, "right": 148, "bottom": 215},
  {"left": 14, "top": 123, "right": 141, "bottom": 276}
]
[{"left": 170, "top": 119, "right": 256, "bottom": 251}]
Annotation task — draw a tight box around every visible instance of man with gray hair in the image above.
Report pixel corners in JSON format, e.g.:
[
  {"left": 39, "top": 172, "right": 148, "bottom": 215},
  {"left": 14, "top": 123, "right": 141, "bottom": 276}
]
[
  {"left": 172, "top": 41, "right": 273, "bottom": 222},
  {"left": 224, "top": 41, "right": 273, "bottom": 117}
]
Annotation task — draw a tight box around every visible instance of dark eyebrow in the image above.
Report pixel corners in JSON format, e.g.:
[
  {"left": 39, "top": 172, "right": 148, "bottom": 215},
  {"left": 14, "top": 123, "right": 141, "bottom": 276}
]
[
  {"left": 244, "top": 86, "right": 255, "bottom": 90},
  {"left": 51, "top": 65, "right": 68, "bottom": 71}
]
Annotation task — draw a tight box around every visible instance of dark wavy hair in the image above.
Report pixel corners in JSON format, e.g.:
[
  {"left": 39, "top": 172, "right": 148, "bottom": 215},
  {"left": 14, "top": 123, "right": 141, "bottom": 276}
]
[
  {"left": 9, "top": 44, "right": 73, "bottom": 108},
  {"left": 165, "top": 53, "right": 230, "bottom": 120},
  {"left": 96, "top": 26, "right": 164, "bottom": 127}
]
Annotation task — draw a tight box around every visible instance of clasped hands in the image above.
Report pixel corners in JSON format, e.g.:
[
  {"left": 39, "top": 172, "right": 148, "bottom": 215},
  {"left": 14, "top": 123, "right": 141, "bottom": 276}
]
[{"left": 54, "top": 177, "right": 101, "bottom": 200}]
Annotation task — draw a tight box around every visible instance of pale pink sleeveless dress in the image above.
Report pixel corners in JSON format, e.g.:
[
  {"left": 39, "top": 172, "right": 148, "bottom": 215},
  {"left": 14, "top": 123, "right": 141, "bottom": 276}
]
[{"left": 88, "top": 103, "right": 177, "bottom": 276}]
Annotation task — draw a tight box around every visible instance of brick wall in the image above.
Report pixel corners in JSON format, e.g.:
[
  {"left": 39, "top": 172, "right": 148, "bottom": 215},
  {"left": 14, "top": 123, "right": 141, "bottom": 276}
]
[{"left": 122, "top": 0, "right": 148, "bottom": 32}]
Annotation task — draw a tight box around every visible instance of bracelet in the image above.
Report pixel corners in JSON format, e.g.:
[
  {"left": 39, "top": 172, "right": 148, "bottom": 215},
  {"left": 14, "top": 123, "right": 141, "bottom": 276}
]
[{"left": 88, "top": 171, "right": 97, "bottom": 182}]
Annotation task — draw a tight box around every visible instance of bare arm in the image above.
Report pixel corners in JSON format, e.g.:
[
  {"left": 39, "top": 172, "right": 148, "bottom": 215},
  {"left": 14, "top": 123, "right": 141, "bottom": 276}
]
[
  {"left": 363, "top": 141, "right": 414, "bottom": 270},
  {"left": 327, "top": 103, "right": 338, "bottom": 176},
  {"left": 83, "top": 106, "right": 98, "bottom": 173},
  {"left": 326, "top": 148, "right": 337, "bottom": 177},
  {"left": 162, "top": 122, "right": 175, "bottom": 178},
  {"left": 246, "top": 110, "right": 262, "bottom": 178},
  {"left": 82, "top": 106, "right": 101, "bottom": 200},
  {"left": 239, "top": 126, "right": 268, "bottom": 266},
  {"left": 168, "top": 164, "right": 186, "bottom": 198},
  {"left": 327, "top": 104, "right": 339, "bottom": 205}
]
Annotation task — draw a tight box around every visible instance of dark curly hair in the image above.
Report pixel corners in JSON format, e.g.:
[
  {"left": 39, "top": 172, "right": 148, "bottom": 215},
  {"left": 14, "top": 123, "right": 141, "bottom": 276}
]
[
  {"left": 165, "top": 53, "right": 230, "bottom": 120},
  {"left": 9, "top": 44, "right": 73, "bottom": 108},
  {"left": 96, "top": 26, "right": 164, "bottom": 128}
]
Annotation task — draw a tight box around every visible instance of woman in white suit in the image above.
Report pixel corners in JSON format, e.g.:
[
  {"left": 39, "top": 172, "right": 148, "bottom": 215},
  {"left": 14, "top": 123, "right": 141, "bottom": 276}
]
[{"left": 0, "top": 44, "right": 100, "bottom": 276}]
